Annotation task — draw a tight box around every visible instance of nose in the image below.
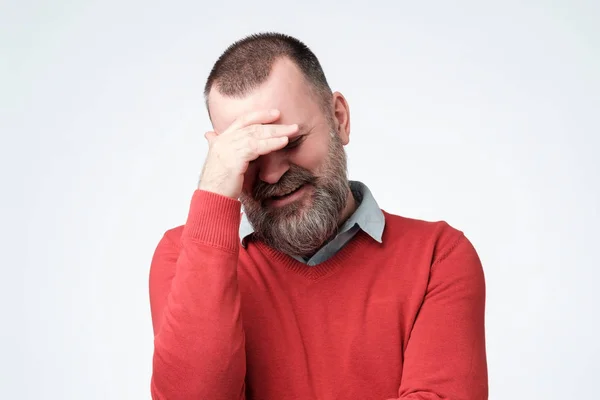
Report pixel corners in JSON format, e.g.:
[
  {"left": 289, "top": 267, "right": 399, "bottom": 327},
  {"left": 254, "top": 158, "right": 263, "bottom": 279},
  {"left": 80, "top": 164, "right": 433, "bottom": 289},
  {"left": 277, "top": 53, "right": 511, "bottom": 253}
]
[{"left": 257, "top": 152, "right": 289, "bottom": 184}]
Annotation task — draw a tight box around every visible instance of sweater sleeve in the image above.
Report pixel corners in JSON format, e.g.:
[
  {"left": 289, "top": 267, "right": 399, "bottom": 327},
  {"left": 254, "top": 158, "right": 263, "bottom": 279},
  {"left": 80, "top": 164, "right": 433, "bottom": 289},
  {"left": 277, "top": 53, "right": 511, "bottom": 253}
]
[
  {"left": 393, "top": 230, "right": 488, "bottom": 400},
  {"left": 149, "top": 190, "right": 247, "bottom": 400}
]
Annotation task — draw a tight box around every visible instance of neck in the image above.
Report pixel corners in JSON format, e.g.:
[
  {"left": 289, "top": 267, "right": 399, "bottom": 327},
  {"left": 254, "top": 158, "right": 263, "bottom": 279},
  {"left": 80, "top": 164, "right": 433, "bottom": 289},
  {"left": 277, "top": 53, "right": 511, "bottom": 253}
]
[{"left": 338, "top": 186, "right": 358, "bottom": 227}]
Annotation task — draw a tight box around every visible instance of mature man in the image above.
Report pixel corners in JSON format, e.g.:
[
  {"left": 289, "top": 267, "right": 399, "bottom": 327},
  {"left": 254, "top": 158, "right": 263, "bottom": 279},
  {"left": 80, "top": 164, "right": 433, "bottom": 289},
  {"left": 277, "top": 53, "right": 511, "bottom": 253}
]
[{"left": 149, "top": 32, "right": 488, "bottom": 400}]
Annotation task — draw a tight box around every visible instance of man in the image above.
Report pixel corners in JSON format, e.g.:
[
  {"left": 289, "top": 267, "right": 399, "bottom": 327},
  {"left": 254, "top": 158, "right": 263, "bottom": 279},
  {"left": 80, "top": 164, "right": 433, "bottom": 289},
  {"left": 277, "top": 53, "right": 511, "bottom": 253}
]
[{"left": 149, "top": 32, "right": 488, "bottom": 400}]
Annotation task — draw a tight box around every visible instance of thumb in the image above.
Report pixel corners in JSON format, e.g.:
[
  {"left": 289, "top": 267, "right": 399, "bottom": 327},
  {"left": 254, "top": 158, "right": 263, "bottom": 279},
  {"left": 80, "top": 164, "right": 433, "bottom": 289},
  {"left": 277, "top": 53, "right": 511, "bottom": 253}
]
[{"left": 204, "top": 131, "right": 217, "bottom": 144}]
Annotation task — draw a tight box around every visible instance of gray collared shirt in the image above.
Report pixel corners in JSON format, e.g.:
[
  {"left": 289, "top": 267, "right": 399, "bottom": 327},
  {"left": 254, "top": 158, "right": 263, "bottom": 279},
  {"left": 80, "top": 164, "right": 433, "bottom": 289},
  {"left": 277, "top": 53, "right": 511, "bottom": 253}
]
[{"left": 239, "top": 180, "right": 385, "bottom": 266}]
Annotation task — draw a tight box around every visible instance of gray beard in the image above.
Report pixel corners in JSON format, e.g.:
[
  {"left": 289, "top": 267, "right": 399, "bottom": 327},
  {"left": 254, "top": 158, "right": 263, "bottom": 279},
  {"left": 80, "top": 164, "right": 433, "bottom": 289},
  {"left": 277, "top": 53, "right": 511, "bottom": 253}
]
[{"left": 241, "top": 134, "right": 349, "bottom": 257}]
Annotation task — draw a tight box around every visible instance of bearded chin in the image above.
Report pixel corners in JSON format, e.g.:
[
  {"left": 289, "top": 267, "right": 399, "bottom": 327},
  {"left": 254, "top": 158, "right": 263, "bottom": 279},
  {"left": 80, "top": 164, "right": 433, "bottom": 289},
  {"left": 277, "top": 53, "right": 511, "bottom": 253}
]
[
  {"left": 243, "top": 135, "right": 350, "bottom": 257},
  {"left": 249, "top": 180, "right": 347, "bottom": 257}
]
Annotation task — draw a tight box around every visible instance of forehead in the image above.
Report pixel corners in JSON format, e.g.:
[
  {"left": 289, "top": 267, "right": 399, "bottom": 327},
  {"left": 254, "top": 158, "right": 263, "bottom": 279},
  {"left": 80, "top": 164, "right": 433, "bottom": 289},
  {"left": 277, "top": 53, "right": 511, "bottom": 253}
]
[{"left": 207, "top": 58, "right": 323, "bottom": 132}]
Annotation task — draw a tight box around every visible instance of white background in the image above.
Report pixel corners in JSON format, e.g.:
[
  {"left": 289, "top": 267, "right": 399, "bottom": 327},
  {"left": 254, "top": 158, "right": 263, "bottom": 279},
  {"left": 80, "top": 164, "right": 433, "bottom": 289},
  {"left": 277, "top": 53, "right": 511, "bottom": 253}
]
[{"left": 2, "top": 0, "right": 599, "bottom": 399}]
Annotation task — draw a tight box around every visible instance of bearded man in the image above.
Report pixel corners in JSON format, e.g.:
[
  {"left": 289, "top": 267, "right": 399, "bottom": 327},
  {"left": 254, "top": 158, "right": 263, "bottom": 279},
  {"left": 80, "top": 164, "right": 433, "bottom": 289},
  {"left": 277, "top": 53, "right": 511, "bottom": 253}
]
[{"left": 149, "top": 32, "right": 488, "bottom": 400}]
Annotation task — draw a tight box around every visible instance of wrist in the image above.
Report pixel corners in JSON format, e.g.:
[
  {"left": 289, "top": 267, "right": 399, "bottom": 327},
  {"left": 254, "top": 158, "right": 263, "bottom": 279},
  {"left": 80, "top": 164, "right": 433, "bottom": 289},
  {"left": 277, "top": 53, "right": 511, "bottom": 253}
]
[
  {"left": 198, "top": 182, "right": 239, "bottom": 200},
  {"left": 182, "top": 189, "right": 242, "bottom": 250}
]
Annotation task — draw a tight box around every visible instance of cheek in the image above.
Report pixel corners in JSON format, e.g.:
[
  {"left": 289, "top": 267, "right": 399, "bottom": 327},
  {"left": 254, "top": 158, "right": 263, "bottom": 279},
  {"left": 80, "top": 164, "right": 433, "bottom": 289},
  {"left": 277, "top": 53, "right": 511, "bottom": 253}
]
[{"left": 291, "top": 141, "right": 329, "bottom": 172}]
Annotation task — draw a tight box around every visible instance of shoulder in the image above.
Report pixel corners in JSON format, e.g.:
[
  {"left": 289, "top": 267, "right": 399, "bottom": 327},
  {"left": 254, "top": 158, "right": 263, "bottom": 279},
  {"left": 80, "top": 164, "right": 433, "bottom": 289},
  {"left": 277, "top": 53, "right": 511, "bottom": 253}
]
[
  {"left": 381, "top": 210, "right": 478, "bottom": 266},
  {"left": 382, "top": 210, "right": 465, "bottom": 244}
]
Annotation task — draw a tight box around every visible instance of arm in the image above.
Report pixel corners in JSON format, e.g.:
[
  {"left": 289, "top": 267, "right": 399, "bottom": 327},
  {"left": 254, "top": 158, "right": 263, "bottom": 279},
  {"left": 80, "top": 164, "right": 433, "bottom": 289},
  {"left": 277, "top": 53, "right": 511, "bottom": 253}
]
[
  {"left": 149, "top": 190, "right": 246, "bottom": 400},
  {"left": 394, "top": 232, "right": 488, "bottom": 400}
]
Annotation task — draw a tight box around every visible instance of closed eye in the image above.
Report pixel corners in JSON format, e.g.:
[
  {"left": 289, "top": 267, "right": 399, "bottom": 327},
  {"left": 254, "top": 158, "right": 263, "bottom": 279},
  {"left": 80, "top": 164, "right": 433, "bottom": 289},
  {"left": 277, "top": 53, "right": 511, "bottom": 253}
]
[{"left": 283, "top": 135, "right": 304, "bottom": 150}]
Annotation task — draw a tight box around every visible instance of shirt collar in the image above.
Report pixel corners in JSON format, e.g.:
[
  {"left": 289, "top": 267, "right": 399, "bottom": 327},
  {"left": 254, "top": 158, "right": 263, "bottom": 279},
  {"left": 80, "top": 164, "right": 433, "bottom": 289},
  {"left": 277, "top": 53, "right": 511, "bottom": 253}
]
[{"left": 239, "top": 180, "right": 384, "bottom": 246}]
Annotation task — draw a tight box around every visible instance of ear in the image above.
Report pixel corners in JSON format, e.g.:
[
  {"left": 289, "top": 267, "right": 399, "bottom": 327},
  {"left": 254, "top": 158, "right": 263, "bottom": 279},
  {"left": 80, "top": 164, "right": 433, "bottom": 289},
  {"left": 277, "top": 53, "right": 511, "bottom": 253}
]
[{"left": 331, "top": 91, "right": 350, "bottom": 145}]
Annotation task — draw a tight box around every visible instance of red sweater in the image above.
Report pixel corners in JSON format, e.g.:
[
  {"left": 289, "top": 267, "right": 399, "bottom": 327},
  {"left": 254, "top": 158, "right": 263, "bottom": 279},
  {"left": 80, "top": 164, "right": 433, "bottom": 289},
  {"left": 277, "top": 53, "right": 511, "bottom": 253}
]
[{"left": 149, "top": 190, "right": 488, "bottom": 400}]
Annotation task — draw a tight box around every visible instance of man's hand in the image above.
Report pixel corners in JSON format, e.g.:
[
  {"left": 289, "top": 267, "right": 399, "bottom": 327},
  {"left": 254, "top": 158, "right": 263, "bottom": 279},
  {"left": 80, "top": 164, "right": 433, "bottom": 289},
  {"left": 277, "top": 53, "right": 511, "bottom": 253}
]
[{"left": 198, "top": 109, "right": 298, "bottom": 199}]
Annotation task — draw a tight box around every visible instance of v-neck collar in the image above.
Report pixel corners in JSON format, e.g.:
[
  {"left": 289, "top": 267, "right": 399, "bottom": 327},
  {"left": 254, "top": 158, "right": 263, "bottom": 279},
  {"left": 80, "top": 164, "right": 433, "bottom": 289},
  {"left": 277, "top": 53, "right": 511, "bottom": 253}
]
[{"left": 251, "top": 230, "right": 376, "bottom": 281}]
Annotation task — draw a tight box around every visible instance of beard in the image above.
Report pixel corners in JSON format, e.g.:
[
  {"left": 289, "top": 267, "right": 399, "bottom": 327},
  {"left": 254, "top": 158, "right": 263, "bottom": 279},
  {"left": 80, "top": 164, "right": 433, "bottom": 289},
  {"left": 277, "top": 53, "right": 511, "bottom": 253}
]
[{"left": 240, "top": 132, "right": 350, "bottom": 257}]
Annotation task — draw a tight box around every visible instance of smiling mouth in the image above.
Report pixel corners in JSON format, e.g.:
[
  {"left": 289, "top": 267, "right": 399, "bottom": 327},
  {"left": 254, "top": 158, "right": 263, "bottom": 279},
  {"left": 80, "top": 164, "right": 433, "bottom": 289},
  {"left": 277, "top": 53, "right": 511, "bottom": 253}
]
[{"left": 271, "top": 184, "right": 305, "bottom": 199}]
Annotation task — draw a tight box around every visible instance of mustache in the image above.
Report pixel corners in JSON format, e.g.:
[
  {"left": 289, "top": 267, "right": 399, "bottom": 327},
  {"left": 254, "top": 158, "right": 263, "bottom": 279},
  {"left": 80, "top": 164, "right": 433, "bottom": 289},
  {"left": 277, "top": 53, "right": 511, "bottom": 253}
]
[{"left": 253, "top": 165, "right": 317, "bottom": 201}]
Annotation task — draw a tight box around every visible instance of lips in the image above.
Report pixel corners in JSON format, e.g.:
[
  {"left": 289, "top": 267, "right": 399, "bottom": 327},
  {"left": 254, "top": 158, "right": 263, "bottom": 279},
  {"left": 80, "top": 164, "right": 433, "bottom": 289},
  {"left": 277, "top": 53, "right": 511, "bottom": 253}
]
[{"left": 272, "top": 184, "right": 304, "bottom": 199}]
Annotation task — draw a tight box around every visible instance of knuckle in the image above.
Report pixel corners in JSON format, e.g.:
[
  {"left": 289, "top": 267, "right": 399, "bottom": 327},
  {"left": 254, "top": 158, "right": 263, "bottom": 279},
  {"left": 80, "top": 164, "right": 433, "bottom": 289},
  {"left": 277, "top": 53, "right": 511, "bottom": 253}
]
[
  {"left": 240, "top": 134, "right": 250, "bottom": 145},
  {"left": 247, "top": 137, "right": 259, "bottom": 153},
  {"left": 264, "top": 125, "right": 275, "bottom": 136},
  {"left": 239, "top": 125, "right": 253, "bottom": 137},
  {"left": 237, "top": 136, "right": 252, "bottom": 152}
]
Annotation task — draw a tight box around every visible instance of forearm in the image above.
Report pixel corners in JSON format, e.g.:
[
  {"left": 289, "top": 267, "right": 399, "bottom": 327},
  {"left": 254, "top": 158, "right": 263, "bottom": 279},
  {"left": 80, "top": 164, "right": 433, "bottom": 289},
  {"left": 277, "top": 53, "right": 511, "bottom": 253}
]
[{"left": 150, "top": 190, "right": 246, "bottom": 400}]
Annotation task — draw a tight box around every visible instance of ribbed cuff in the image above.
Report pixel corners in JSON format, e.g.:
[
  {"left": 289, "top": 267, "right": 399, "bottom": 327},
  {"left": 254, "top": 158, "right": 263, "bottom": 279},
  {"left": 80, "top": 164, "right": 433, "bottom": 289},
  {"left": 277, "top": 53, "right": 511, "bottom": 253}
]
[{"left": 182, "top": 189, "right": 242, "bottom": 252}]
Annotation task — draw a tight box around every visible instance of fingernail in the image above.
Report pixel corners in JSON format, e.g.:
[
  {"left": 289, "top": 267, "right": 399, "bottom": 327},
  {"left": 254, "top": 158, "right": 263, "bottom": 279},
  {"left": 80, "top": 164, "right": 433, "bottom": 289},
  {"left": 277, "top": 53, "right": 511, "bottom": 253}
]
[{"left": 270, "top": 109, "right": 279, "bottom": 116}]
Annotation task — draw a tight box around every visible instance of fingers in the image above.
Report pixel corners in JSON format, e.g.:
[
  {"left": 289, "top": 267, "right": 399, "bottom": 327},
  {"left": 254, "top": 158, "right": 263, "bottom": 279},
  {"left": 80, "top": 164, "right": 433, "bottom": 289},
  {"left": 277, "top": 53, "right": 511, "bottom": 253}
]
[
  {"left": 248, "top": 137, "right": 290, "bottom": 158},
  {"left": 226, "top": 109, "right": 281, "bottom": 133},
  {"left": 204, "top": 109, "right": 299, "bottom": 166},
  {"left": 205, "top": 123, "right": 297, "bottom": 148},
  {"left": 242, "top": 123, "right": 299, "bottom": 139}
]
